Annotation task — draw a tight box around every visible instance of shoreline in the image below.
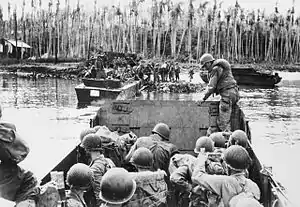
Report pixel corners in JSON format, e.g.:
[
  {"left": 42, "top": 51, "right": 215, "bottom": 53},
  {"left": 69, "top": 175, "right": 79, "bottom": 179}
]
[{"left": 0, "top": 62, "right": 300, "bottom": 80}]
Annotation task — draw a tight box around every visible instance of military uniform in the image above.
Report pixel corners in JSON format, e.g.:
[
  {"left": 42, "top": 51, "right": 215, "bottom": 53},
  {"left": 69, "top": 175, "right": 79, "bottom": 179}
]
[
  {"left": 203, "top": 59, "right": 239, "bottom": 132},
  {"left": 191, "top": 154, "right": 260, "bottom": 207},
  {"left": 0, "top": 163, "right": 39, "bottom": 203},
  {"left": 123, "top": 170, "right": 168, "bottom": 207},
  {"left": 88, "top": 155, "right": 115, "bottom": 206},
  {"left": 66, "top": 190, "right": 87, "bottom": 207}
]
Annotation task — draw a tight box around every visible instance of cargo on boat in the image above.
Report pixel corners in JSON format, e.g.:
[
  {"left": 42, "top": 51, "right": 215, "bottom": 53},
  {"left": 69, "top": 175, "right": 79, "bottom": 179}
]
[
  {"left": 200, "top": 65, "right": 282, "bottom": 87},
  {"left": 75, "top": 78, "right": 141, "bottom": 104},
  {"left": 40, "top": 99, "right": 292, "bottom": 207}
]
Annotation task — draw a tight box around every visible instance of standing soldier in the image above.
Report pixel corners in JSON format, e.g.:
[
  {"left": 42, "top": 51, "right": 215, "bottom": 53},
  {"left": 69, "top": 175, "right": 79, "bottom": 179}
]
[
  {"left": 80, "top": 134, "right": 115, "bottom": 207},
  {"left": 189, "top": 68, "right": 194, "bottom": 82},
  {"left": 160, "top": 62, "right": 168, "bottom": 82},
  {"left": 198, "top": 53, "right": 239, "bottom": 134},
  {"left": 174, "top": 62, "right": 181, "bottom": 82},
  {"left": 137, "top": 61, "right": 145, "bottom": 83},
  {"left": 153, "top": 63, "right": 160, "bottom": 83},
  {"left": 169, "top": 62, "right": 175, "bottom": 82},
  {"left": 123, "top": 147, "right": 168, "bottom": 207}
]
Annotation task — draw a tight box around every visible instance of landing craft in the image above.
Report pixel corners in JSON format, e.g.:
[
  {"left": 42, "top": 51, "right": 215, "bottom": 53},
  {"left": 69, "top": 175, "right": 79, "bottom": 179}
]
[
  {"left": 40, "top": 99, "right": 291, "bottom": 207},
  {"left": 200, "top": 65, "right": 282, "bottom": 87}
]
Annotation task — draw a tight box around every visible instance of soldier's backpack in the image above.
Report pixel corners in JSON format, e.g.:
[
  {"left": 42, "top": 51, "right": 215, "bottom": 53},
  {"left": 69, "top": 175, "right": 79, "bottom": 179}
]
[
  {"left": 123, "top": 170, "right": 168, "bottom": 207},
  {"left": 205, "top": 152, "right": 228, "bottom": 175}
]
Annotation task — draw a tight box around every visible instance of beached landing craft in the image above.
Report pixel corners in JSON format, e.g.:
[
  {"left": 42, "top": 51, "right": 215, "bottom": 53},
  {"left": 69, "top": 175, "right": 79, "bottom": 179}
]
[
  {"left": 75, "top": 78, "right": 141, "bottom": 104},
  {"left": 200, "top": 65, "right": 282, "bottom": 87},
  {"left": 41, "top": 99, "right": 291, "bottom": 207}
]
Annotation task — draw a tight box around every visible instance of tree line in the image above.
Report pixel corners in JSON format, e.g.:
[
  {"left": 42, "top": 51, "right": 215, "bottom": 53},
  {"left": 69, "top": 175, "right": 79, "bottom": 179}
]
[{"left": 0, "top": 0, "right": 299, "bottom": 63}]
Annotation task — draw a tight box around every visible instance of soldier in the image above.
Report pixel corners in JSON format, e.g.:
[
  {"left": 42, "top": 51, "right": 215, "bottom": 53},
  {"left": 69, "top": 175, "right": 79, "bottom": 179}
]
[
  {"left": 124, "top": 147, "right": 168, "bottom": 207},
  {"left": 125, "top": 123, "right": 179, "bottom": 175},
  {"left": 143, "top": 63, "right": 152, "bottom": 83},
  {"left": 160, "top": 62, "right": 168, "bottom": 82},
  {"left": 169, "top": 62, "right": 175, "bottom": 82},
  {"left": 174, "top": 62, "right": 181, "bottom": 82},
  {"left": 153, "top": 63, "right": 160, "bottom": 83},
  {"left": 189, "top": 68, "right": 194, "bottom": 82},
  {"left": 209, "top": 132, "right": 227, "bottom": 149},
  {"left": 0, "top": 122, "right": 38, "bottom": 206},
  {"left": 66, "top": 163, "right": 94, "bottom": 207},
  {"left": 99, "top": 168, "right": 136, "bottom": 207},
  {"left": 169, "top": 153, "right": 198, "bottom": 207},
  {"left": 227, "top": 129, "right": 248, "bottom": 149},
  {"left": 198, "top": 53, "right": 239, "bottom": 134},
  {"left": 80, "top": 134, "right": 115, "bottom": 206},
  {"left": 192, "top": 145, "right": 260, "bottom": 207}
]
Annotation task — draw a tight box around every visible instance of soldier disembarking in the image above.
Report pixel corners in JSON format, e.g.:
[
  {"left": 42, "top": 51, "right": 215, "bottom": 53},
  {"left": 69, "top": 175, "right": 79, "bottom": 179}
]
[{"left": 199, "top": 53, "right": 240, "bottom": 135}]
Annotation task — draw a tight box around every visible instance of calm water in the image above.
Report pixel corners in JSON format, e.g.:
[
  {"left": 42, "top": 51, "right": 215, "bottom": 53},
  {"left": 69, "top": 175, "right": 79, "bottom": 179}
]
[{"left": 0, "top": 71, "right": 299, "bottom": 205}]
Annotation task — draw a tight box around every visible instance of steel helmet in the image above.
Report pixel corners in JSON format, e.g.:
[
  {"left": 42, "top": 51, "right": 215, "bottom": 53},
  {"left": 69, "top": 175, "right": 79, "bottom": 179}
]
[
  {"left": 224, "top": 145, "right": 251, "bottom": 170},
  {"left": 79, "top": 128, "right": 96, "bottom": 141},
  {"left": 130, "top": 147, "right": 153, "bottom": 168},
  {"left": 152, "top": 123, "right": 170, "bottom": 140},
  {"left": 229, "top": 130, "right": 248, "bottom": 148},
  {"left": 199, "top": 53, "right": 215, "bottom": 68},
  {"left": 194, "top": 136, "right": 214, "bottom": 153},
  {"left": 99, "top": 168, "right": 136, "bottom": 204},
  {"left": 209, "top": 132, "right": 227, "bottom": 148},
  {"left": 80, "top": 134, "right": 102, "bottom": 151},
  {"left": 66, "top": 163, "right": 93, "bottom": 189}
]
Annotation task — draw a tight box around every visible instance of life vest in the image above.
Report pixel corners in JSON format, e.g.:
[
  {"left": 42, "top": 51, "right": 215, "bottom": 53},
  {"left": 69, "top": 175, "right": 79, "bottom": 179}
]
[
  {"left": 209, "top": 59, "right": 237, "bottom": 94},
  {"left": 123, "top": 170, "right": 168, "bottom": 207}
]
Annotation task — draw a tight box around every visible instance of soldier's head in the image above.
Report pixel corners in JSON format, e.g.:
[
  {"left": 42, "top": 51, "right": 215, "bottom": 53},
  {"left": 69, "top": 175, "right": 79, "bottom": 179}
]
[
  {"left": 151, "top": 123, "right": 170, "bottom": 141},
  {"left": 228, "top": 130, "right": 248, "bottom": 148},
  {"left": 130, "top": 147, "right": 153, "bottom": 171},
  {"left": 194, "top": 136, "right": 214, "bottom": 153},
  {"left": 199, "top": 53, "right": 215, "bottom": 70},
  {"left": 224, "top": 145, "right": 252, "bottom": 174},
  {"left": 66, "top": 163, "right": 93, "bottom": 191},
  {"left": 99, "top": 168, "right": 136, "bottom": 207},
  {"left": 80, "top": 134, "right": 103, "bottom": 161}
]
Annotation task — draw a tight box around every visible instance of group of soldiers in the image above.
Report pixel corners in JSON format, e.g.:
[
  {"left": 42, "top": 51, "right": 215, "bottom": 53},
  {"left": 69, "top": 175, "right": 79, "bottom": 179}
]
[
  {"left": 84, "top": 57, "right": 182, "bottom": 85},
  {"left": 0, "top": 115, "right": 262, "bottom": 207},
  {"left": 0, "top": 53, "right": 248, "bottom": 207},
  {"left": 135, "top": 60, "right": 181, "bottom": 84},
  {"left": 61, "top": 123, "right": 262, "bottom": 207}
]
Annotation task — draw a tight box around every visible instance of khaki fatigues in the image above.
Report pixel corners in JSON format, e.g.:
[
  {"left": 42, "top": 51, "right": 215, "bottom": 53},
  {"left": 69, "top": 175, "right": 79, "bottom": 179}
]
[{"left": 204, "top": 59, "right": 239, "bottom": 131}]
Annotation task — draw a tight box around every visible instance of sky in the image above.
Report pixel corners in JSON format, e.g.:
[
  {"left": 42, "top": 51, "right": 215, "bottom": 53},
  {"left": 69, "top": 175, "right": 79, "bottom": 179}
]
[{"left": 1, "top": 0, "right": 299, "bottom": 20}]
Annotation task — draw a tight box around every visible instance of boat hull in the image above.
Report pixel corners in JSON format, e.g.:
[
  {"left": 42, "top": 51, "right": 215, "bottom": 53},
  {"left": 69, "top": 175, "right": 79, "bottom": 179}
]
[
  {"left": 200, "top": 67, "right": 282, "bottom": 86},
  {"left": 75, "top": 81, "right": 141, "bottom": 104},
  {"left": 41, "top": 100, "right": 291, "bottom": 207}
]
